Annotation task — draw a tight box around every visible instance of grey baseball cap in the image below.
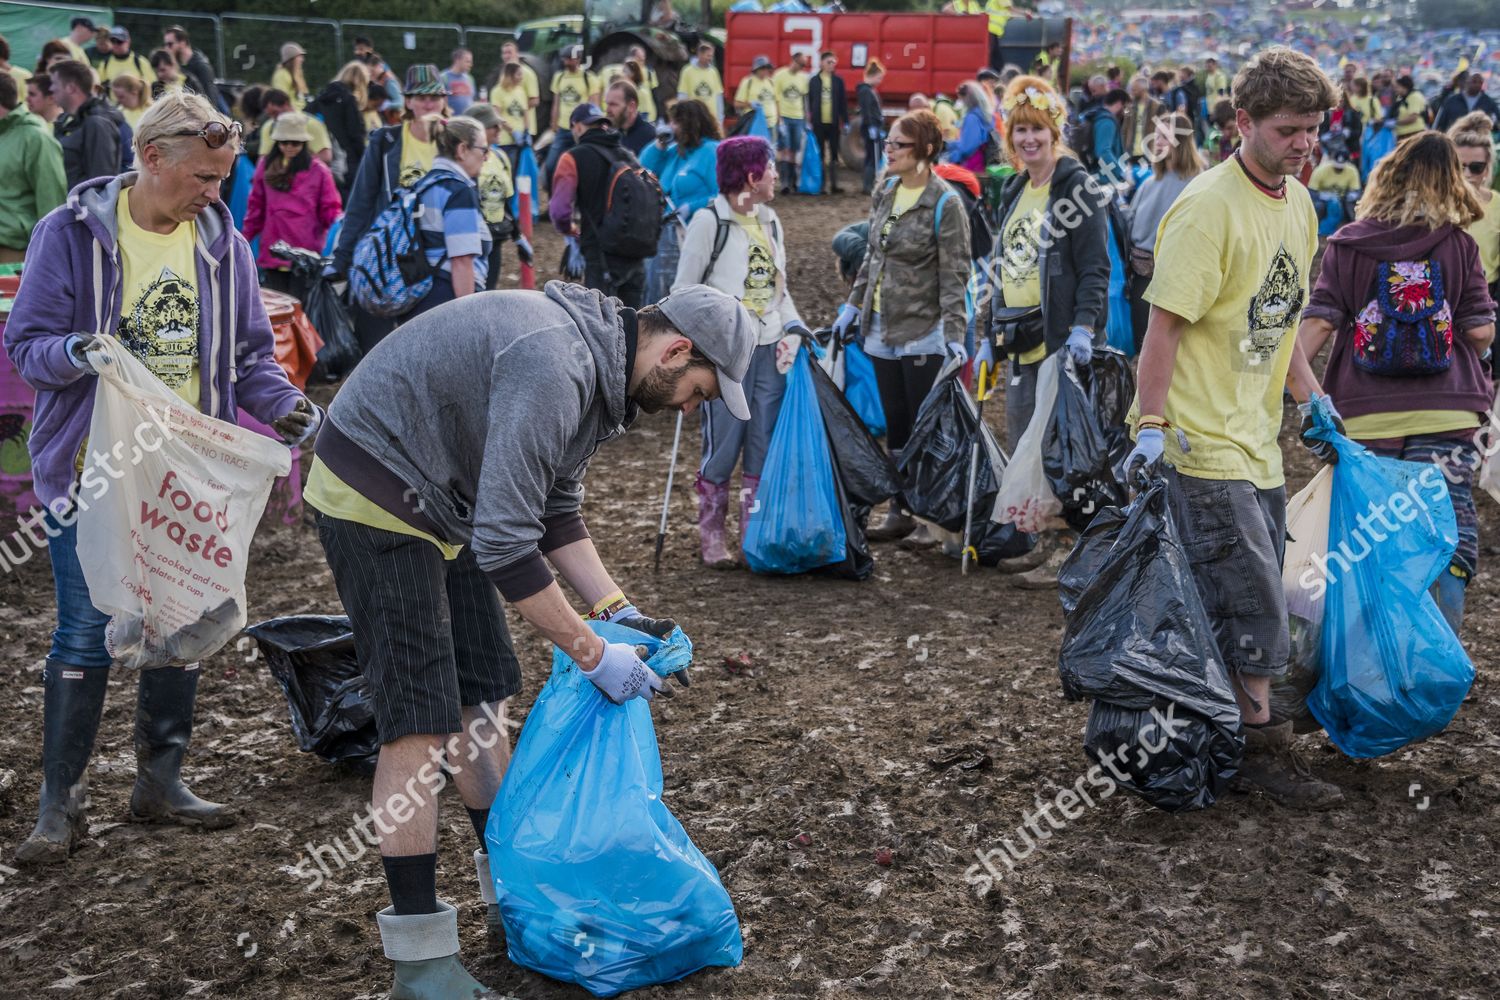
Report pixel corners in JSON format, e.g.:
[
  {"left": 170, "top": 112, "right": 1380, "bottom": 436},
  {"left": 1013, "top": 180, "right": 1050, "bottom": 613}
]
[{"left": 655, "top": 285, "right": 757, "bottom": 420}]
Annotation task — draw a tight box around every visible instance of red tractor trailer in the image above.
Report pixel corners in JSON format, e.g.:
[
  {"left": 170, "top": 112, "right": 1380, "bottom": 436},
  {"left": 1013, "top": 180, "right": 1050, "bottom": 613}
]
[{"left": 724, "top": 10, "right": 1071, "bottom": 164}]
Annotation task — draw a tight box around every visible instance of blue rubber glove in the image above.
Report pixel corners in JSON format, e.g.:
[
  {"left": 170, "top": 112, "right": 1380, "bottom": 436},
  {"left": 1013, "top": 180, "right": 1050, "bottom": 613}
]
[
  {"left": 562, "top": 236, "right": 585, "bottom": 281},
  {"left": 65, "top": 334, "right": 108, "bottom": 372},
  {"left": 945, "top": 340, "right": 969, "bottom": 364},
  {"left": 1124, "top": 427, "right": 1165, "bottom": 484},
  {"left": 513, "top": 234, "right": 534, "bottom": 266},
  {"left": 321, "top": 262, "right": 342, "bottom": 281},
  {"left": 975, "top": 336, "right": 995, "bottom": 370},
  {"left": 1066, "top": 326, "right": 1094, "bottom": 367},
  {"left": 1298, "top": 393, "right": 1344, "bottom": 465},
  {"left": 581, "top": 639, "right": 665, "bottom": 704},
  {"left": 832, "top": 303, "right": 860, "bottom": 342}
]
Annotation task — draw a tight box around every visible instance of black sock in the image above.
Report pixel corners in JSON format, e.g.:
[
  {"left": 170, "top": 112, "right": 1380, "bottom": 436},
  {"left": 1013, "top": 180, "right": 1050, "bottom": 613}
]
[
  {"left": 382, "top": 853, "right": 438, "bottom": 915},
  {"left": 466, "top": 806, "right": 491, "bottom": 850}
]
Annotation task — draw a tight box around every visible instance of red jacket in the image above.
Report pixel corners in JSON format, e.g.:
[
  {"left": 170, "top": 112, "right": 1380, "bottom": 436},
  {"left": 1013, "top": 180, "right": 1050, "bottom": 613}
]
[{"left": 243, "top": 156, "right": 343, "bottom": 270}]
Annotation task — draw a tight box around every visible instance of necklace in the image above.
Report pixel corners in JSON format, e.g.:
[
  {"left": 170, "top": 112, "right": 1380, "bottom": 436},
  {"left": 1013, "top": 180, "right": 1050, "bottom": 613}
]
[{"left": 1234, "top": 151, "right": 1286, "bottom": 199}]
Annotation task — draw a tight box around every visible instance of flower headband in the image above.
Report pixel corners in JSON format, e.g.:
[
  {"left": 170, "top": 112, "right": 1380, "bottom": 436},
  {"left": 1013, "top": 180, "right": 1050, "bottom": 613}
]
[{"left": 1002, "top": 86, "right": 1066, "bottom": 124}]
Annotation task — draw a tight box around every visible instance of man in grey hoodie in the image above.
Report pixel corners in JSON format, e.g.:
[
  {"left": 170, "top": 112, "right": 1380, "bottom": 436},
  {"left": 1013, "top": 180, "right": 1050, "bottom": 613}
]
[{"left": 304, "top": 280, "right": 756, "bottom": 999}]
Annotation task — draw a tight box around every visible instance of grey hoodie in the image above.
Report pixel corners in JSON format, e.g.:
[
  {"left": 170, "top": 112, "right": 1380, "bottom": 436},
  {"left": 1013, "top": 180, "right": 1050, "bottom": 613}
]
[{"left": 316, "top": 281, "right": 634, "bottom": 600}]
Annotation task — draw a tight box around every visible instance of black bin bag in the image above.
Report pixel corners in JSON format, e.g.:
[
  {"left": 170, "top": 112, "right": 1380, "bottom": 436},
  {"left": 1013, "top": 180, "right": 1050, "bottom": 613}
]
[
  {"left": 244, "top": 615, "right": 379, "bottom": 770},
  {"left": 269, "top": 240, "right": 362, "bottom": 381},
  {"left": 1056, "top": 478, "right": 1243, "bottom": 812},
  {"left": 1043, "top": 351, "right": 1135, "bottom": 532}
]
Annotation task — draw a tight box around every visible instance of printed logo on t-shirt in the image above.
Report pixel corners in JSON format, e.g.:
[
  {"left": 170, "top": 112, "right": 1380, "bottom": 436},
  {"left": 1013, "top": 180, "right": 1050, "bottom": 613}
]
[
  {"left": 120, "top": 266, "right": 199, "bottom": 389},
  {"left": 999, "top": 209, "right": 1043, "bottom": 284},
  {"left": 503, "top": 97, "right": 526, "bottom": 121},
  {"left": 559, "top": 80, "right": 584, "bottom": 105},
  {"left": 399, "top": 161, "right": 426, "bottom": 188},
  {"left": 695, "top": 80, "right": 714, "bottom": 98},
  {"left": 478, "top": 164, "right": 510, "bottom": 225},
  {"left": 1239, "top": 244, "right": 1304, "bottom": 371},
  {"left": 744, "top": 239, "right": 776, "bottom": 315}
]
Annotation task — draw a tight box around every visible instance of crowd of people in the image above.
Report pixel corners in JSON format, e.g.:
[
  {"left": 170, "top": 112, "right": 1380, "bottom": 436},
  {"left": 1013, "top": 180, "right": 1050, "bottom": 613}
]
[{"left": 2, "top": 14, "right": 1499, "bottom": 998}]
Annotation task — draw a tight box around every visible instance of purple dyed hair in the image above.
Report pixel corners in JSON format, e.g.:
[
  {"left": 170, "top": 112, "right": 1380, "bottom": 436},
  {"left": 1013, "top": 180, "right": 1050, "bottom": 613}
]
[{"left": 716, "top": 135, "right": 774, "bottom": 194}]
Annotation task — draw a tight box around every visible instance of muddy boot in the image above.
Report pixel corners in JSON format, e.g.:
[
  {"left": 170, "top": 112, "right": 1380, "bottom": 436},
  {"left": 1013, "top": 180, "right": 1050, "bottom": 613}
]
[
  {"left": 380, "top": 901, "right": 508, "bottom": 1000},
  {"left": 739, "top": 474, "right": 761, "bottom": 533},
  {"left": 695, "top": 476, "right": 737, "bottom": 569},
  {"left": 1232, "top": 720, "right": 1344, "bottom": 810},
  {"left": 129, "top": 665, "right": 237, "bottom": 828},
  {"left": 993, "top": 534, "right": 1053, "bottom": 574},
  {"left": 898, "top": 522, "right": 937, "bottom": 550},
  {"left": 474, "top": 849, "right": 504, "bottom": 949},
  {"left": 1012, "top": 535, "right": 1075, "bottom": 590},
  {"left": 867, "top": 505, "right": 916, "bottom": 542},
  {"left": 16, "top": 664, "right": 110, "bottom": 865}
]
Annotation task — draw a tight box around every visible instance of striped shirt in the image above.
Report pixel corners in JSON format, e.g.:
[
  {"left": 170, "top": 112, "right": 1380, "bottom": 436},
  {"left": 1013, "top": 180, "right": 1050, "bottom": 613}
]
[{"left": 416, "top": 158, "right": 491, "bottom": 286}]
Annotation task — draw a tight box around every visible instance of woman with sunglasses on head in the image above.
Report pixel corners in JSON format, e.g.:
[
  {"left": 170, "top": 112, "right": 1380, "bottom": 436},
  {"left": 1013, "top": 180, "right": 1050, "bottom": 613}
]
[
  {"left": 405, "top": 115, "right": 493, "bottom": 318},
  {"left": 832, "top": 108, "right": 971, "bottom": 547},
  {"left": 1449, "top": 112, "right": 1499, "bottom": 304},
  {"left": 5, "top": 91, "right": 319, "bottom": 865},
  {"left": 974, "top": 75, "right": 1109, "bottom": 587},
  {"left": 243, "top": 111, "right": 343, "bottom": 294},
  {"left": 675, "top": 136, "right": 810, "bottom": 567},
  {"left": 1297, "top": 131, "right": 1496, "bottom": 632}
]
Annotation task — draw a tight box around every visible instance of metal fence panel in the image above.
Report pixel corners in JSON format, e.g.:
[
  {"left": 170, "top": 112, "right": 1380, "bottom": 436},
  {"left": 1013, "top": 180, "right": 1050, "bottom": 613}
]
[
  {"left": 220, "top": 14, "right": 342, "bottom": 94},
  {"left": 113, "top": 8, "right": 220, "bottom": 75},
  {"left": 342, "top": 20, "right": 464, "bottom": 85}
]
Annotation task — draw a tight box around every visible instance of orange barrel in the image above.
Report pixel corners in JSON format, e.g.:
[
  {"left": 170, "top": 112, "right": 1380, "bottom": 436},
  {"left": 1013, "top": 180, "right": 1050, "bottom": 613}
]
[
  {"left": 259, "top": 288, "right": 323, "bottom": 392},
  {"left": 0, "top": 275, "right": 40, "bottom": 523}
]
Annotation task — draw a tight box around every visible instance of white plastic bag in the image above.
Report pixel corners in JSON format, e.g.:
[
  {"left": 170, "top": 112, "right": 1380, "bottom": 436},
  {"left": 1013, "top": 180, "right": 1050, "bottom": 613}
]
[
  {"left": 1282, "top": 465, "right": 1333, "bottom": 625},
  {"left": 992, "top": 352, "right": 1063, "bottom": 533},
  {"left": 77, "top": 335, "right": 291, "bottom": 669},
  {"left": 1477, "top": 388, "right": 1500, "bottom": 506}
]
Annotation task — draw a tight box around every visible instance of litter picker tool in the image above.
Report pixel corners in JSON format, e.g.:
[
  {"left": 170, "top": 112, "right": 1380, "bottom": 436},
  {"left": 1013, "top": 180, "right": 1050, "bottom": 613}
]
[
  {"left": 961, "top": 359, "right": 999, "bottom": 575},
  {"left": 653, "top": 411, "right": 684, "bottom": 573}
]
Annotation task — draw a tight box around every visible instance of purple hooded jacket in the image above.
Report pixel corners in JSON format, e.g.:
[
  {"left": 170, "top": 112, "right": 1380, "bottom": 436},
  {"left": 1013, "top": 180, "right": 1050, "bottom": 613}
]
[{"left": 4, "top": 173, "right": 306, "bottom": 507}]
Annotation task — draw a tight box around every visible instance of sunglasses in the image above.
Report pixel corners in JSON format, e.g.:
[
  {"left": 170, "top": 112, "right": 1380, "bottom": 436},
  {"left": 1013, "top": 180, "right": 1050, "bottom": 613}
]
[
  {"left": 1463, "top": 160, "right": 1491, "bottom": 177},
  {"left": 171, "top": 121, "right": 243, "bottom": 149},
  {"left": 883, "top": 139, "right": 915, "bottom": 150}
]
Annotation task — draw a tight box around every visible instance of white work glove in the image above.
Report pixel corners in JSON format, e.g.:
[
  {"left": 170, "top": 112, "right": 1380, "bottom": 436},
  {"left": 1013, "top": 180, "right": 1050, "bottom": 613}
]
[{"left": 581, "top": 639, "right": 666, "bottom": 704}]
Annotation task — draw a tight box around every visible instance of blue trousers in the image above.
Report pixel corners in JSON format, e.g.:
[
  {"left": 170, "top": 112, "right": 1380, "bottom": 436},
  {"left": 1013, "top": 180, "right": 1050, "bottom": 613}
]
[
  {"left": 47, "top": 518, "right": 112, "bottom": 669},
  {"left": 699, "top": 342, "right": 786, "bottom": 484}
]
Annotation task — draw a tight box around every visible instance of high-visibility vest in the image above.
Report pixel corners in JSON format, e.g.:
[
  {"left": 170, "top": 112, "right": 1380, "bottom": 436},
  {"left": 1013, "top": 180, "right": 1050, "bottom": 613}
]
[
  {"left": 984, "top": 0, "right": 1012, "bottom": 37},
  {"left": 952, "top": 0, "right": 984, "bottom": 14}
]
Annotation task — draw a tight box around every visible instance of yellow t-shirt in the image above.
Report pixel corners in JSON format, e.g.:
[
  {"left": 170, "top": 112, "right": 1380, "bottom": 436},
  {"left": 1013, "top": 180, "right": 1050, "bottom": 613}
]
[
  {"left": 116, "top": 187, "right": 201, "bottom": 410},
  {"left": 258, "top": 115, "right": 330, "bottom": 158},
  {"left": 997, "top": 180, "right": 1051, "bottom": 365},
  {"left": 1132, "top": 160, "right": 1319, "bottom": 488},
  {"left": 934, "top": 101, "right": 960, "bottom": 142},
  {"left": 98, "top": 54, "right": 149, "bottom": 86},
  {"left": 305, "top": 459, "right": 463, "bottom": 559},
  {"left": 63, "top": 39, "right": 87, "bottom": 63},
  {"left": 270, "top": 65, "right": 308, "bottom": 106},
  {"left": 1349, "top": 94, "right": 1381, "bottom": 124},
  {"left": 8, "top": 65, "right": 31, "bottom": 88},
  {"left": 1345, "top": 410, "right": 1481, "bottom": 440},
  {"left": 550, "top": 69, "right": 601, "bottom": 128},
  {"left": 1393, "top": 91, "right": 1427, "bottom": 138},
  {"left": 398, "top": 121, "right": 436, "bottom": 189},
  {"left": 735, "top": 73, "right": 779, "bottom": 127},
  {"left": 818, "top": 71, "right": 834, "bottom": 124},
  {"left": 874, "top": 183, "right": 924, "bottom": 314},
  {"left": 1308, "top": 162, "right": 1360, "bottom": 195},
  {"left": 600, "top": 64, "right": 658, "bottom": 121},
  {"left": 733, "top": 211, "right": 778, "bottom": 316},
  {"left": 494, "top": 82, "right": 535, "bottom": 136},
  {"left": 1466, "top": 190, "right": 1500, "bottom": 284},
  {"left": 678, "top": 63, "right": 723, "bottom": 116},
  {"left": 773, "top": 67, "right": 809, "bottom": 121},
  {"left": 119, "top": 104, "right": 149, "bottom": 129},
  {"left": 477, "top": 149, "right": 515, "bottom": 226}
]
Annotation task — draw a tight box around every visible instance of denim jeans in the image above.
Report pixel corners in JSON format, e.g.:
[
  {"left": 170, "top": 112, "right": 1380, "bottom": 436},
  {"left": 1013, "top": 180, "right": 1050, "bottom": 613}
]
[{"left": 47, "top": 517, "right": 112, "bottom": 669}]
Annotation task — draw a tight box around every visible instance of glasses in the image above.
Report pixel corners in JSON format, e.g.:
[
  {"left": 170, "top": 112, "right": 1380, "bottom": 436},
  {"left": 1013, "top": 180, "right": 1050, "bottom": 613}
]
[
  {"left": 1463, "top": 160, "right": 1491, "bottom": 176},
  {"left": 883, "top": 139, "right": 915, "bottom": 150},
  {"left": 171, "top": 121, "right": 243, "bottom": 149}
]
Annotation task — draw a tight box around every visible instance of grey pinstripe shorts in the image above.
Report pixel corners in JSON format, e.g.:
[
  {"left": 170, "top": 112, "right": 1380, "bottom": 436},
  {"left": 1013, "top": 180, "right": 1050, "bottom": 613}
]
[
  {"left": 1163, "top": 469, "right": 1289, "bottom": 678},
  {"left": 315, "top": 513, "right": 522, "bottom": 743}
]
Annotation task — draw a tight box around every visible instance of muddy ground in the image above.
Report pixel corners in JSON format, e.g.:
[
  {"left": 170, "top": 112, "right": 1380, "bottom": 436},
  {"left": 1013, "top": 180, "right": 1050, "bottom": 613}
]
[{"left": 1, "top": 189, "right": 1497, "bottom": 1000}]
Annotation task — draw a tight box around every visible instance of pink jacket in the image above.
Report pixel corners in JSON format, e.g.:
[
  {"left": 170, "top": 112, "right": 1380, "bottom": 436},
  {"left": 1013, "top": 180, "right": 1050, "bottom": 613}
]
[{"left": 243, "top": 156, "right": 342, "bottom": 270}]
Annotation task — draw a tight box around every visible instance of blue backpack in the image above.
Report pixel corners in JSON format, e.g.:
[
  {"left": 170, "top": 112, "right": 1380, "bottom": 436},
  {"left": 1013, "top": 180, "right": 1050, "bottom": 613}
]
[{"left": 349, "top": 172, "right": 466, "bottom": 318}]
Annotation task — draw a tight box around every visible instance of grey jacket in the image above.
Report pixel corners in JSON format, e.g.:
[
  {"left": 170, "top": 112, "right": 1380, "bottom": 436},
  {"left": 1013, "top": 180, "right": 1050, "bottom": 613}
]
[
  {"left": 848, "top": 172, "right": 971, "bottom": 346},
  {"left": 317, "top": 281, "right": 633, "bottom": 600}
]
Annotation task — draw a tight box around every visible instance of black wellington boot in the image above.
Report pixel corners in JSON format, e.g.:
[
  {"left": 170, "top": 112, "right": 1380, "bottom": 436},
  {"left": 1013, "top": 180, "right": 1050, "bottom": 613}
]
[
  {"left": 15, "top": 663, "right": 110, "bottom": 864},
  {"left": 129, "top": 666, "right": 237, "bottom": 828}
]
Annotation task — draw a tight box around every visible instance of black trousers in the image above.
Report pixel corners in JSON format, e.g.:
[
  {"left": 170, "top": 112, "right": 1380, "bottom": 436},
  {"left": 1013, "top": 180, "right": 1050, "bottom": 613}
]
[
  {"left": 260, "top": 268, "right": 299, "bottom": 295},
  {"left": 813, "top": 122, "right": 842, "bottom": 191},
  {"left": 1127, "top": 268, "right": 1152, "bottom": 356},
  {"left": 863, "top": 133, "right": 880, "bottom": 194},
  {"left": 870, "top": 353, "right": 944, "bottom": 455},
  {"left": 583, "top": 241, "right": 645, "bottom": 307}
]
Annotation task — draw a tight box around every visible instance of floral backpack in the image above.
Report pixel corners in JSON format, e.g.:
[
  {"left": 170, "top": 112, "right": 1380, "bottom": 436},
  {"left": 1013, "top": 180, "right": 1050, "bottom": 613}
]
[{"left": 1351, "top": 259, "right": 1453, "bottom": 377}]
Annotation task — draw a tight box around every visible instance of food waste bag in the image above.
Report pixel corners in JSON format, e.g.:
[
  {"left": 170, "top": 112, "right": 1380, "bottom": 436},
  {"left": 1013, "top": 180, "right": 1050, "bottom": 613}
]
[
  {"left": 1302, "top": 400, "right": 1475, "bottom": 757},
  {"left": 743, "top": 346, "right": 848, "bottom": 574},
  {"left": 243, "top": 615, "right": 379, "bottom": 769},
  {"left": 1057, "top": 478, "right": 1243, "bottom": 811},
  {"left": 488, "top": 622, "right": 742, "bottom": 997},
  {"left": 76, "top": 335, "right": 290, "bottom": 668}
]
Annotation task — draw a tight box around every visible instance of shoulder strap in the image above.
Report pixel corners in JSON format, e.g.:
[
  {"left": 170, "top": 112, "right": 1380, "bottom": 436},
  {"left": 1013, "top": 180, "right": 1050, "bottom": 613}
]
[
  {"left": 934, "top": 189, "right": 953, "bottom": 239},
  {"left": 700, "top": 204, "right": 733, "bottom": 284}
]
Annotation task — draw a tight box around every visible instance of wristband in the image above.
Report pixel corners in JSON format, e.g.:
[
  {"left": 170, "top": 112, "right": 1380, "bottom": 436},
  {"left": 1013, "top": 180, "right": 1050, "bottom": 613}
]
[{"left": 587, "top": 590, "right": 629, "bottom": 620}]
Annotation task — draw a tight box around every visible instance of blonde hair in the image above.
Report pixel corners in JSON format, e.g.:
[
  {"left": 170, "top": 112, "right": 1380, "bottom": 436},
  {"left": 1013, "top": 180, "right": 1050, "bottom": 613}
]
[
  {"left": 134, "top": 90, "right": 236, "bottom": 161},
  {"left": 337, "top": 60, "right": 370, "bottom": 96},
  {"left": 425, "top": 114, "right": 484, "bottom": 159},
  {"left": 1000, "top": 74, "right": 1067, "bottom": 162},
  {"left": 1231, "top": 46, "right": 1339, "bottom": 121},
  {"left": 110, "top": 72, "right": 150, "bottom": 109},
  {"left": 1357, "top": 131, "right": 1482, "bottom": 229},
  {"left": 1447, "top": 110, "right": 1495, "bottom": 165},
  {"left": 1150, "top": 112, "right": 1203, "bottom": 180}
]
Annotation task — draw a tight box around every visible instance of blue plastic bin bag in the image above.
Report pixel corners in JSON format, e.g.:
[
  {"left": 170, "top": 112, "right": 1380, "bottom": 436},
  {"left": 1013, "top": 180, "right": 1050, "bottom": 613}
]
[
  {"left": 1104, "top": 214, "right": 1134, "bottom": 355},
  {"left": 487, "top": 621, "right": 742, "bottom": 997},
  {"left": 1302, "top": 397, "right": 1475, "bottom": 758},
  {"left": 743, "top": 347, "right": 848, "bottom": 573},
  {"left": 842, "top": 338, "right": 887, "bottom": 438},
  {"left": 1361, "top": 123, "right": 1395, "bottom": 182},
  {"left": 799, "top": 136, "right": 823, "bottom": 194}
]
